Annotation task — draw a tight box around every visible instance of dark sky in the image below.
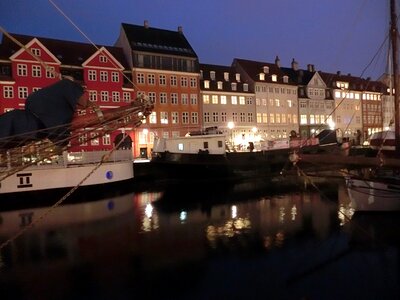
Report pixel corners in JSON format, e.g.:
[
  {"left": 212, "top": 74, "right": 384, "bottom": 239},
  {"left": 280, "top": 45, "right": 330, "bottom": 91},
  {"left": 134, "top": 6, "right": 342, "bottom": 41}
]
[{"left": 0, "top": 0, "right": 393, "bottom": 80}]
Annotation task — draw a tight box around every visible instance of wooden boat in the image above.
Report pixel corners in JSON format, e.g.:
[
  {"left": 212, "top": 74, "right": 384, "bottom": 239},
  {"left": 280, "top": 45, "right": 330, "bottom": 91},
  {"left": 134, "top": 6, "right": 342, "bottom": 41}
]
[
  {"left": 0, "top": 80, "right": 154, "bottom": 197},
  {"left": 150, "top": 129, "right": 338, "bottom": 179}
]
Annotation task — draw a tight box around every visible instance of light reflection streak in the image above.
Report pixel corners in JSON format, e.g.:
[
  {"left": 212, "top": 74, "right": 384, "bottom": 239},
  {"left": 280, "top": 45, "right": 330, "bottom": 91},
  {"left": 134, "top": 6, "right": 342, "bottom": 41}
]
[
  {"left": 279, "top": 206, "right": 285, "bottom": 223},
  {"left": 180, "top": 211, "right": 187, "bottom": 223},
  {"left": 231, "top": 205, "right": 237, "bottom": 219},
  {"left": 338, "top": 204, "right": 354, "bottom": 226},
  {"left": 291, "top": 205, "right": 297, "bottom": 221},
  {"left": 141, "top": 203, "right": 159, "bottom": 232}
]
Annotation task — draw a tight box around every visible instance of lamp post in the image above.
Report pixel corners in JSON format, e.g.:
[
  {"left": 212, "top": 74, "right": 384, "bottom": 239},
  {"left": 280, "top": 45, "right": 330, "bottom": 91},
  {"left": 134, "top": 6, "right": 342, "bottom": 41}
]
[{"left": 227, "top": 121, "right": 235, "bottom": 150}]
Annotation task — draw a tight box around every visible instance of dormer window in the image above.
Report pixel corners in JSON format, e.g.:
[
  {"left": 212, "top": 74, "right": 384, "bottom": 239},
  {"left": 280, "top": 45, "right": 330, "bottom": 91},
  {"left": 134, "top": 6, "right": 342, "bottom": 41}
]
[
  {"left": 259, "top": 73, "right": 265, "bottom": 81},
  {"left": 99, "top": 55, "right": 108, "bottom": 63},
  {"left": 271, "top": 74, "right": 277, "bottom": 82},
  {"left": 283, "top": 75, "right": 289, "bottom": 83},
  {"left": 224, "top": 72, "right": 229, "bottom": 81},
  {"left": 204, "top": 80, "right": 210, "bottom": 89},
  {"left": 210, "top": 71, "right": 216, "bottom": 80},
  {"left": 236, "top": 73, "right": 240, "bottom": 82},
  {"left": 336, "top": 81, "right": 349, "bottom": 89},
  {"left": 243, "top": 83, "right": 248, "bottom": 92},
  {"left": 217, "top": 81, "right": 223, "bottom": 89},
  {"left": 231, "top": 82, "right": 237, "bottom": 91},
  {"left": 31, "top": 48, "right": 41, "bottom": 56},
  {"left": 263, "top": 66, "right": 269, "bottom": 74}
]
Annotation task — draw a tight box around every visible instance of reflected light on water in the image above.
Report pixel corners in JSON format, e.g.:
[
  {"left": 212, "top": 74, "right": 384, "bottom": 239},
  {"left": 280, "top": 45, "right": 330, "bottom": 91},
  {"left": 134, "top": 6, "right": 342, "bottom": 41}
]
[
  {"left": 291, "top": 205, "right": 297, "bottom": 221},
  {"left": 145, "top": 203, "right": 153, "bottom": 218},
  {"left": 141, "top": 203, "right": 159, "bottom": 232},
  {"left": 338, "top": 204, "right": 354, "bottom": 226},
  {"left": 179, "top": 211, "right": 187, "bottom": 223},
  {"left": 279, "top": 206, "right": 286, "bottom": 223},
  {"left": 231, "top": 205, "right": 237, "bottom": 219}
]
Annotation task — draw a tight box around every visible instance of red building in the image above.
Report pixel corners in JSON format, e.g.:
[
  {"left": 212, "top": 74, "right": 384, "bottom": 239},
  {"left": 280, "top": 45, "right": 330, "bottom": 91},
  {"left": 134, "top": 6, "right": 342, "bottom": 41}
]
[
  {"left": 0, "top": 33, "right": 135, "bottom": 152},
  {"left": 115, "top": 21, "right": 202, "bottom": 158}
]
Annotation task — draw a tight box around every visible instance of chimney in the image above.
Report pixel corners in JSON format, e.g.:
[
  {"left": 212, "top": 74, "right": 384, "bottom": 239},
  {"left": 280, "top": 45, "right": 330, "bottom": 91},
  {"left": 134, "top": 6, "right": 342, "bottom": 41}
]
[
  {"left": 307, "top": 64, "right": 315, "bottom": 72},
  {"left": 337, "top": 71, "right": 341, "bottom": 75},
  {"left": 144, "top": 20, "right": 149, "bottom": 28},
  {"left": 291, "top": 58, "right": 298, "bottom": 71},
  {"left": 275, "top": 55, "right": 280, "bottom": 68},
  {"left": 178, "top": 26, "right": 183, "bottom": 33}
]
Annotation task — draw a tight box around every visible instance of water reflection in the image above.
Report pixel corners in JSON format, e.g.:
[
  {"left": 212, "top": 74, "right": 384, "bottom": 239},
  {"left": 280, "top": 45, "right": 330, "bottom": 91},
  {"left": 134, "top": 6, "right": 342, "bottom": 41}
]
[{"left": 0, "top": 178, "right": 399, "bottom": 299}]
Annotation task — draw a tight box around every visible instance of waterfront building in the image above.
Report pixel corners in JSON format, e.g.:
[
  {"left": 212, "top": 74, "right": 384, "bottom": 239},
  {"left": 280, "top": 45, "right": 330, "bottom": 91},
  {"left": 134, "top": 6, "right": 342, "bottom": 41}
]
[
  {"left": 282, "top": 61, "right": 335, "bottom": 138},
  {"left": 0, "top": 33, "right": 135, "bottom": 151},
  {"left": 199, "top": 63, "right": 255, "bottom": 149},
  {"left": 320, "top": 71, "right": 385, "bottom": 143},
  {"left": 233, "top": 57, "right": 299, "bottom": 140},
  {"left": 115, "top": 21, "right": 201, "bottom": 158}
]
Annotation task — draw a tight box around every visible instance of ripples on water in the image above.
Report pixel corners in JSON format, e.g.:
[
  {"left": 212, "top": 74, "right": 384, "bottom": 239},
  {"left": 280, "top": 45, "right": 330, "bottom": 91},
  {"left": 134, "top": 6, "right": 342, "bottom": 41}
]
[{"left": 0, "top": 177, "right": 399, "bottom": 299}]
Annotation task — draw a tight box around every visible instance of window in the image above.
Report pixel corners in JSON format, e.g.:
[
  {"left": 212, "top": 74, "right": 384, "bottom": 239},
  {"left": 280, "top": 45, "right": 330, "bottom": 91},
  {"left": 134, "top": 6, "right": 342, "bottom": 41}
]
[
  {"left": 262, "top": 113, "right": 268, "bottom": 123},
  {"left": 31, "top": 48, "right": 41, "bottom": 56},
  {"left": 32, "top": 65, "right": 41, "bottom": 77},
  {"left": 103, "top": 134, "right": 111, "bottom": 145},
  {"left": 89, "top": 91, "right": 97, "bottom": 102},
  {"left": 247, "top": 113, "right": 253, "bottom": 122},
  {"left": 100, "top": 71, "right": 108, "bottom": 82},
  {"left": 204, "top": 112, "right": 210, "bottom": 123},
  {"left": 123, "top": 92, "right": 131, "bottom": 102},
  {"left": 231, "top": 96, "right": 237, "bottom": 105},
  {"left": 160, "top": 92, "right": 167, "bottom": 104},
  {"left": 210, "top": 71, "right": 216, "bottom": 80},
  {"left": 148, "top": 92, "right": 156, "bottom": 104},
  {"left": 159, "top": 75, "right": 166, "bottom": 85},
  {"left": 137, "top": 73, "right": 145, "bottom": 84},
  {"left": 171, "top": 93, "right": 178, "bottom": 104},
  {"left": 271, "top": 74, "right": 277, "bottom": 82},
  {"left": 180, "top": 77, "right": 188, "bottom": 87},
  {"left": 18, "top": 87, "right": 28, "bottom": 99},
  {"left": 3, "top": 86, "right": 13, "bottom": 98},
  {"left": 46, "top": 66, "right": 55, "bottom": 78},
  {"left": 300, "top": 115, "right": 307, "bottom": 124},
  {"left": 239, "top": 96, "right": 245, "bottom": 105},
  {"left": 181, "top": 94, "right": 188, "bottom": 105},
  {"left": 287, "top": 100, "right": 293, "bottom": 107},
  {"left": 213, "top": 112, "right": 219, "bottom": 122},
  {"left": 89, "top": 70, "right": 97, "bottom": 81},
  {"left": 112, "top": 91, "right": 120, "bottom": 102},
  {"left": 170, "top": 75, "right": 177, "bottom": 86},
  {"left": 221, "top": 112, "right": 227, "bottom": 122},
  {"left": 172, "top": 112, "right": 179, "bottom": 124},
  {"left": 190, "top": 94, "right": 197, "bottom": 105},
  {"left": 217, "top": 81, "right": 223, "bottom": 89},
  {"left": 148, "top": 74, "right": 155, "bottom": 85},
  {"left": 243, "top": 83, "right": 248, "bottom": 91},
  {"left": 79, "top": 134, "right": 88, "bottom": 146},
  {"left": 182, "top": 112, "right": 189, "bottom": 124},
  {"left": 204, "top": 80, "right": 210, "bottom": 89},
  {"left": 111, "top": 72, "right": 119, "bottom": 82},
  {"left": 191, "top": 112, "right": 198, "bottom": 124},
  {"left": 231, "top": 83, "right": 237, "bottom": 91},
  {"left": 270, "top": 113, "right": 275, "bottom": 123},
  {"left": 149, "top": 112, "right": 157, "bottom": 124},
  {"left": 220, "top": 95, "right": 227, "bottom": 105},
  {"left": 203, "top": 95, "right": 210, "bottom": 104},
  {"left": 101, "top": 91, "right": 109, "bottom": 102},
  {"left": 233, "top": 112, "right": 238, "bottom": 122},
  {"left": 90, "top": 132, "right": 99, "bottom": 145},
  {"left": 17, "top": 64, "right": 27, "bottom": 76},
  {"left": 190, "top": 78, "right": 197, "bottom": 88},
  {"left": 212, "top": 95, "right": 218, "bottom": 104},
  {"left": 160, "top": 112, "right": 168, "bottom": 124},
  {"left": 275, "top": 99, "right": 280, "bottom": 107},
  {"left": 99, "top": 55, "right": 108, "bottom": 63}
]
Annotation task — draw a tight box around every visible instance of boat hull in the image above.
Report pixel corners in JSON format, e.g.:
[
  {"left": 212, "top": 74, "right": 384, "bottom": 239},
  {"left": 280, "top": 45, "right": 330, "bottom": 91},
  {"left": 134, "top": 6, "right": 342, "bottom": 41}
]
[{"left": 345, "top": 177, "right": 400, "bottom": 211}]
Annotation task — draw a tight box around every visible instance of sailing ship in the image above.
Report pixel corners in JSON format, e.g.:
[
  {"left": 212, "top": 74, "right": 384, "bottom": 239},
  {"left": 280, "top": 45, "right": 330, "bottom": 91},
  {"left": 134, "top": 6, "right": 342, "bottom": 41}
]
[
  {"left": 0, "top": 74, "right": 154, "bottom": 197},
  {"left": 344, "top": 0, "right": 400, "bottom": 212}
]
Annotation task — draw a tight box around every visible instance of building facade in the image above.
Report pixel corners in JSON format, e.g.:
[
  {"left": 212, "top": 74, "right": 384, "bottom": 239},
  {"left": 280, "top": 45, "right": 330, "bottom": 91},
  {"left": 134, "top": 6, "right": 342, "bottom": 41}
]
[{"left": 115, "top": 21, "right": 201, "bottom": 157}]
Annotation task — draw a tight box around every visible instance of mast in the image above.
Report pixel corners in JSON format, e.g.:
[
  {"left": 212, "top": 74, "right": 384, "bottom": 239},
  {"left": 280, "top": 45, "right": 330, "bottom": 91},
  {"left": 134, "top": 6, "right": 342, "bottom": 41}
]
[{"left": 391, "top": 0, "right": 400, "bottom": 152}]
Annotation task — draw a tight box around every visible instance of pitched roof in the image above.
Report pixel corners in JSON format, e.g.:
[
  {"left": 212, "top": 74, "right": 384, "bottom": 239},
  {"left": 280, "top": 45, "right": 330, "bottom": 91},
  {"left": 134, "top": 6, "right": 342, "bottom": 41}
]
[
  {"left": 121, "top": 23, "right": 197, "bottom": 58},
  {"left": 233, "top": 58, "right": 295, "bottom": 85},
  {"left": 0, "top": 33, "right": 129, "bottom": 69},
  {"left": 199, "top": 63, "right": 252, "bottom": 93},
  {"left": 319, "top": 71, "right": 388, "bottom": 93}
]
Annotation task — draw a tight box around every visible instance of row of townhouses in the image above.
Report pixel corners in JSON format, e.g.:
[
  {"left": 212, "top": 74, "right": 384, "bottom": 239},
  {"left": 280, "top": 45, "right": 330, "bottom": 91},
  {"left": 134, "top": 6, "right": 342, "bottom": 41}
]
[{"left": 0, "top": 21, "right": 392, "bottom": 158}]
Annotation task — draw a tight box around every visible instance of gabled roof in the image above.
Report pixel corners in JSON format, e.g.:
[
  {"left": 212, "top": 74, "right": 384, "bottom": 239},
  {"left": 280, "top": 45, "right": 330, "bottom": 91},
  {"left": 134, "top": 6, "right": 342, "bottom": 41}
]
[
  {"left": 320, "top": 71, "right": 388, "bottom": 93},
  {"left": 233, "top": 58, "right": 295, "bottom": 85},
  {"left": 199, "top": 63, "right": 252, "bottom": 94},
  {"left": 280, "top": 67, "right": 315, "bottom": 86},
  {"left": 0, "top": 33, "right": 129, "bottom": 69},
  {"left": 121, "top": 23, "right": 197, "bottom": 58}
]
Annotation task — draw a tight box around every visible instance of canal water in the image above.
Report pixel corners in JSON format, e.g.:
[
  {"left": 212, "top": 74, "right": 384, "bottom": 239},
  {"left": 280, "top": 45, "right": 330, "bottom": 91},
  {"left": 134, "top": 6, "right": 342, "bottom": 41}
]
[{"left": 0, "top": 177, "right": 399, "bottom": 300}]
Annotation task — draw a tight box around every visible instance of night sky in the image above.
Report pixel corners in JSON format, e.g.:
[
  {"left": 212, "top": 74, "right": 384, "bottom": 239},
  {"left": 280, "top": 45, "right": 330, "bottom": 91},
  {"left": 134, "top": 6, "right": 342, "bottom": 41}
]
[{"left": 0, "top": 0, "right": 393, "bottom": 80}]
